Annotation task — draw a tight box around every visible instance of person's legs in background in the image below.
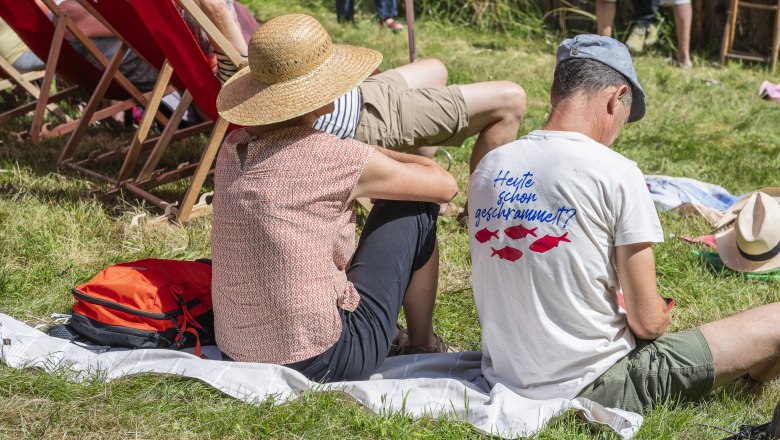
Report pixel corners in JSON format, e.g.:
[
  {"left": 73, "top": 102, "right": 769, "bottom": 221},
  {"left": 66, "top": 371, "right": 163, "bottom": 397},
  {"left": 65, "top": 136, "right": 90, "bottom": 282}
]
[
  {"left": 376, "top": 0, "right": 404, "bottom": 31},
  {"left": 596, "top": 0, "right": 617, "bottom": 37},
  {"left": 336, "top": 0, "right": 355, "bottom": 22},
  {"left": 671, "top": 1, "right": 693, "bottom": 69},
  {"left": 625, "top": 0, "right": 659, "bottom": 52}
]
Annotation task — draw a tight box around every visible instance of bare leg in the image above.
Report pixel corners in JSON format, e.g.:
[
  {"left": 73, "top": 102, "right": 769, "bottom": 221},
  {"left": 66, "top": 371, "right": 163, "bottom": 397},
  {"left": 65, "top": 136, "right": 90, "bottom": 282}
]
[
  {"left": 194, "top": 0, "right": 249, "bottom": 55},
  {"left": 750, "top": 357, "right": 780, "bottom": 382},
  {"left": 596, "top": 0, "right": 617, "bottom": 37},
  {"left": 459, "top": 81, "right": 526, "bottom": 173},
  {"left": 402, "top": 241, "right": 439, "bottom": 348},
  {"left": 391, "top": 58, "right": 448, "bottom": 89},
  {"left": 673, "top": 3, "right": 693, "bottom": 68},
  {"left": 698, "top": 302, "right": 780, "bottom": 388}
]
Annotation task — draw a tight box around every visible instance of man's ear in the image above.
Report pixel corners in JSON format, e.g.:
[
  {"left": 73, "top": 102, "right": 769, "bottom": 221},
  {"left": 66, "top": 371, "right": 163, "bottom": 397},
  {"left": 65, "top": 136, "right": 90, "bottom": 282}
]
[{"left": 606, "top": 85, "right": 630, "bottom": 116}]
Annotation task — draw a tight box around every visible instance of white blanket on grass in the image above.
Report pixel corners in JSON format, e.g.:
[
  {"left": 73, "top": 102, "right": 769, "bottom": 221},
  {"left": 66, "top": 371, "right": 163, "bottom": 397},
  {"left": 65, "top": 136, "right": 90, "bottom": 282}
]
[{"left": 0, "top": 313, "right": 642, "bottom": 438}]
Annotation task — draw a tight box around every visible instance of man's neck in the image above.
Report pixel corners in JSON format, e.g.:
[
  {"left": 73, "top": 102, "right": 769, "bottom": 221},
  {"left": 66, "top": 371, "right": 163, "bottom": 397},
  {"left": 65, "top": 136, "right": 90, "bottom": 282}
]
[{"left": 542, "top": 99, "right": 610, "bottom": 147}]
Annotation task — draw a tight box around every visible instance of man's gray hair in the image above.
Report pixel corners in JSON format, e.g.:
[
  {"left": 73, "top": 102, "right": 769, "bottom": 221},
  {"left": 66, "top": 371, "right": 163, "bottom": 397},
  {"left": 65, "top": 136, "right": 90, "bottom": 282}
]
[{"left": 551, "top": 58, "right": 633, "bottom": 107}]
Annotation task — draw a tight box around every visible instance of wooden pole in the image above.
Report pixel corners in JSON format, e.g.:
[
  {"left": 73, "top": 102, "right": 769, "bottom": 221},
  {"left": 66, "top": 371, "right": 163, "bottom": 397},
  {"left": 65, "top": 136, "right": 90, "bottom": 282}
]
[{"left": 405, "top": 0, "right": 416, "bottom": 63}]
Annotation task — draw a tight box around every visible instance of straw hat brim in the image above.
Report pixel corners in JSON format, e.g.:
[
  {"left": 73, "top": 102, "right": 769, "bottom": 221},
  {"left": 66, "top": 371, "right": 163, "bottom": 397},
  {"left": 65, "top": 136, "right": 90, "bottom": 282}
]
[
  {"left": 216, "top": 45, "right": 382, "bottom": 126},
  {"left": 714, "top": 187, "right": 780, "bottom": 273}
]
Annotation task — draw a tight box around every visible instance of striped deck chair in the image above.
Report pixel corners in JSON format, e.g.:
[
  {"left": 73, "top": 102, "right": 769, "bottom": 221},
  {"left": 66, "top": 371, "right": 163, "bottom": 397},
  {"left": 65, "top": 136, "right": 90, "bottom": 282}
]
[
  {"left": 118, "top": 0, "right": 245, "bottom": 223},
  {"left": 59, "top": 0, "right": 215, "bottom": 185},
  {"left": 0, "top": 0, "right": 168, "bottom": 143}
]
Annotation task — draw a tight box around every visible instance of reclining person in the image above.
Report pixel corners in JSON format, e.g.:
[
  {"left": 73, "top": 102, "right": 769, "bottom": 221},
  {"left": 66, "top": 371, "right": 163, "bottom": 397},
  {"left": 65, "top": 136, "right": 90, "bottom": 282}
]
[
  {"left": 211, "top": 14, "right": 458, "bottom": 381},
  {"left": 58, "top": 0, "right": 158, "bottom": 92},
  {"left": 467, "top": 35, "right": 780, "bottom": 414}
]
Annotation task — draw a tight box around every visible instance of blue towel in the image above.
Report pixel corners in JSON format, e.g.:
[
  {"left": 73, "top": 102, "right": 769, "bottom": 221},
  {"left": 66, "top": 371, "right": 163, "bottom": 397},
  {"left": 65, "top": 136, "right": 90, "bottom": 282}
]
[{"left": 645, "top": 175, "right": 743, "bottom": 212}]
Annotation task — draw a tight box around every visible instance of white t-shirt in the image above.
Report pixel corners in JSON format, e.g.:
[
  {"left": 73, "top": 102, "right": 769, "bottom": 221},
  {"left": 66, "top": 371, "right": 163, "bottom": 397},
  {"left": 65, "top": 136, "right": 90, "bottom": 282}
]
[{"left": 468, "top": 130, "right": 664, "bottom": 401}]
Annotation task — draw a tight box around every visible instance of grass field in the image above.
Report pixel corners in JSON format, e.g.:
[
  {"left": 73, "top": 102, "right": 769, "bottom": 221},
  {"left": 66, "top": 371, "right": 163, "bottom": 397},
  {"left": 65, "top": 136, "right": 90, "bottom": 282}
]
[{"left": 1, "top": 0, "right": 779, "bottom": 438}]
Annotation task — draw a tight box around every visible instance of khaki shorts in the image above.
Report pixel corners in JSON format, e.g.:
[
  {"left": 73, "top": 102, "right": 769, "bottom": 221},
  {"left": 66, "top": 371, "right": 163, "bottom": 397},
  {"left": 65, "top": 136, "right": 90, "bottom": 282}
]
[
  {"left": 577, "top": 329, "right": 715, "bottom": 414},
  {"left": 355, "top": 70, "right": 470, "bottom": 151}
]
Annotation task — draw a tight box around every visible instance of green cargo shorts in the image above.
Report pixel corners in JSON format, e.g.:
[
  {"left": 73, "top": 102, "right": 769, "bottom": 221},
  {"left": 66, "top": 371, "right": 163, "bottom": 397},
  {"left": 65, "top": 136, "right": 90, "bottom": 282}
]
[{"left": 577, "top": 329, "right": 716, "bottom": 414}]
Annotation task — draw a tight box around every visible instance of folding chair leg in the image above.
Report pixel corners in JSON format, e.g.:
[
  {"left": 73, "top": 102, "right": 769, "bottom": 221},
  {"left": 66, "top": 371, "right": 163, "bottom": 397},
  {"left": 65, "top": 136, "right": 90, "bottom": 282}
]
[
  {"left": 136, "top": 90, "right": 194, "bottom": 182},
  {"left": 0, "top": 56, "right": 70, "bottom": 122},
  {"left": 175, "top": 117, "right": 229, "bottom": 223},
  {"left": 31, "top": 10, "right": 69, "bottom": 143},
  {"left": 58, "top": 43, "right": 128, "bottom": 164},
  {"left": 115, "top": 61, "right": 174, "bottom": 184},
  {"left": 0, "top": 85, "right": 79, "bottom": 122}
]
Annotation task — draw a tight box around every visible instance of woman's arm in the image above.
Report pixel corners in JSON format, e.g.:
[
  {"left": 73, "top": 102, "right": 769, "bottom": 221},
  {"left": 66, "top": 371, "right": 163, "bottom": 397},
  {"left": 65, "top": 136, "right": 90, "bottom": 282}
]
[{"left": 350, "top": 146, "right": 458, "bottom": 204}]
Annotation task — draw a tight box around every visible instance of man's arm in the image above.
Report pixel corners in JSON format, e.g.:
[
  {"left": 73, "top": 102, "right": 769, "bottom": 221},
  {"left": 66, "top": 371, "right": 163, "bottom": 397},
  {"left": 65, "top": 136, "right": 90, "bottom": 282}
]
[
  {"left": 616, "top": 242, "right": 671, "bottom": 340},
  {"left": 350, "top": 146, "right": 458, "bottom": 204}
]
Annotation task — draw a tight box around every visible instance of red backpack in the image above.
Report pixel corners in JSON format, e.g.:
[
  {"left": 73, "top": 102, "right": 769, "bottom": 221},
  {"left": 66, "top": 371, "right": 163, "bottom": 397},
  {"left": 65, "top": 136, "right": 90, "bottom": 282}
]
[{"left": 69, "top": 259, "right": 213, "bottom": 356}]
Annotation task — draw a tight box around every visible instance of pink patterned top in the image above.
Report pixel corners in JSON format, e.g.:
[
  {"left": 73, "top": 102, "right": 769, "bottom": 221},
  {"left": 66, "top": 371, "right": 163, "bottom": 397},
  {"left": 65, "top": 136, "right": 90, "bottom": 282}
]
[{"left": 212, "top": 126, "right": 374, "bottom": 364}]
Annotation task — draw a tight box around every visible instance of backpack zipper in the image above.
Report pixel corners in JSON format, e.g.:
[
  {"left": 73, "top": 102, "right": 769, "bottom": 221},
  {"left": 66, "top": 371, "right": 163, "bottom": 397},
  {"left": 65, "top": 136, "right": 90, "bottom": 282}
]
[{"left": 72, "top": 289, "right": 202, "bottom": 320}]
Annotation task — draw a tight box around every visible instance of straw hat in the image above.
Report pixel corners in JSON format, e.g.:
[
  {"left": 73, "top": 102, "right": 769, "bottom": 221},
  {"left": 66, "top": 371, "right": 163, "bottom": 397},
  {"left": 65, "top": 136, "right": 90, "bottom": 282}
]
[
  {"left": 216, "top": 14, "right": 382, "bottom": 126},
  {"left": 714, "top": 188, "right": 780, "bottom": 273}
]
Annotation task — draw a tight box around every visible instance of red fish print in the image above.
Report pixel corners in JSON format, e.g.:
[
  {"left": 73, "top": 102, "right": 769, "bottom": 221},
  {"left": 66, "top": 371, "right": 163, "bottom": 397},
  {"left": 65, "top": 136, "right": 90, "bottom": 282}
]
[
  {"left": 491, "top": 246, "right": 523, "bottom": 262},
  {"left": 528, "top": 232, "right": 571, "bottom": 254},
  {"left": 504, "top": 224, "right": 537, "bottom": 240},
  {"left": 474, "top": 228, "right": 499, "bottom": 243}
]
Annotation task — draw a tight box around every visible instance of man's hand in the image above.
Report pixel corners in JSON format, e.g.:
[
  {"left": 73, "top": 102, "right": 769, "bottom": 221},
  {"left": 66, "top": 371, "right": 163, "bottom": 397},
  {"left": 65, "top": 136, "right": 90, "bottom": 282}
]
[{"left": 616, "top": 242, "right": 671, "bottom": 340}]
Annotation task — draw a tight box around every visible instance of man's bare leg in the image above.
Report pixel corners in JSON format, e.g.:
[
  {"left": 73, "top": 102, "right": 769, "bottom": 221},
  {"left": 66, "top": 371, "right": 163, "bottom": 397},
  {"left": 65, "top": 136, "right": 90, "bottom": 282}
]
[
  {"left": 596, "top": 0, "right": 617, "bottom": 37},
  {"left": 402, "top": 241, "right": 439, "bottom": 348},
  {"left": 698, "top": 302, "right": 780, "bottom": 388},
  {"left": 459, "top": 81, "right": 526, "bottom": 173}
]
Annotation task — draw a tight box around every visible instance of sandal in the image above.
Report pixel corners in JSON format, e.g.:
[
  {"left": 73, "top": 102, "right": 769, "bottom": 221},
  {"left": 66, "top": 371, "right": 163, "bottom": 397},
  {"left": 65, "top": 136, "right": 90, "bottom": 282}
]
[
  {"left": 398, "top": 333, "right": 450, "bottom": 355},
  {"left": 387, "top": 324, "right": 409, "bottom": 357}
]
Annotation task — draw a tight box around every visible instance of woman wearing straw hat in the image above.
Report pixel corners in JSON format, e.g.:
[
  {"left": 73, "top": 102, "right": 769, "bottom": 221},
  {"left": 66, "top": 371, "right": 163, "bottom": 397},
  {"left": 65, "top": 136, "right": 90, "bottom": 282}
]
[{"left": 211, "top": 14, "right": 457, "bottom": 380}]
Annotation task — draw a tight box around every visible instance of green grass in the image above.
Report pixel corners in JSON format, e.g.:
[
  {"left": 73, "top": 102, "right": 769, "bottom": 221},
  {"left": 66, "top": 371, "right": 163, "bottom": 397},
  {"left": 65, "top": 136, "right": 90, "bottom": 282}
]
[{"left": 1, "top": 0, "right": 779, "bottom": 438}]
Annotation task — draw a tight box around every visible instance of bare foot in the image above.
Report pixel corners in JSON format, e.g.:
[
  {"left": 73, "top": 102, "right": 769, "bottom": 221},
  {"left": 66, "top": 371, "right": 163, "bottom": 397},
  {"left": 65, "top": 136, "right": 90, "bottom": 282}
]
[{"left": 676, "top": 54, "right": 692, "bottom": 70}]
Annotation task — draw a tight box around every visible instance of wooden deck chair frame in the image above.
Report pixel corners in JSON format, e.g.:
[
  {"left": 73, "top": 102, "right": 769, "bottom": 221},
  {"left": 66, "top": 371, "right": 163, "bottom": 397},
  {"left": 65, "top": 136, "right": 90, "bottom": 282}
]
[
  {"left": 58, "top": 0, "right": 215, "bottom": 186},
  {"left": 116, "top": 0, "right": 244, "bottom": 224},
  {"left": 0, "top": 0, "right": 169, "bottom": 144},
  {"left": 0, "top": 53, "right": 73, "bottom": 125}
]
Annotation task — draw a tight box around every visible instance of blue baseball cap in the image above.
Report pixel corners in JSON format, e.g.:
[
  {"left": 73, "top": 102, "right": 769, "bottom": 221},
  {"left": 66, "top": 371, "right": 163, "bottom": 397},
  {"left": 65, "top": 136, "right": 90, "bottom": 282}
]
[{"left": 556, "top": 34, "right": 646, "bottom": 123}]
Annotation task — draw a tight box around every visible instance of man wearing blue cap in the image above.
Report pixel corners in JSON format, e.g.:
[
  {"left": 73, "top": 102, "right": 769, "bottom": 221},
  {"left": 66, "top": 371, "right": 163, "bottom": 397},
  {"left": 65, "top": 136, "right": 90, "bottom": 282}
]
[{"left": 467, "top": 35, "right": 780, "bottom": 413}]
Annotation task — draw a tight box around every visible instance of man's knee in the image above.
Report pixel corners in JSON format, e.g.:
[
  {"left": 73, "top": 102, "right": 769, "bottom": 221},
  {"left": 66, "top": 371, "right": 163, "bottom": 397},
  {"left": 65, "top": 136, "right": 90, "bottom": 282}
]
[
  {"left": 496, "top": 81, "right": 527, "bottom": 122},
  {"left": 422, "top": 58, "right": 448, "bottom": 86}
]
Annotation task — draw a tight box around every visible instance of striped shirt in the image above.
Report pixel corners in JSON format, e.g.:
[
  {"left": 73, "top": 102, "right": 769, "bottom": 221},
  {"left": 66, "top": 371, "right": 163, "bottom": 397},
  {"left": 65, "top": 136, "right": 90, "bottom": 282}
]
[{"left": 314, "top": 87, "right": 362, "bottom": 139}]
